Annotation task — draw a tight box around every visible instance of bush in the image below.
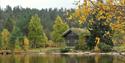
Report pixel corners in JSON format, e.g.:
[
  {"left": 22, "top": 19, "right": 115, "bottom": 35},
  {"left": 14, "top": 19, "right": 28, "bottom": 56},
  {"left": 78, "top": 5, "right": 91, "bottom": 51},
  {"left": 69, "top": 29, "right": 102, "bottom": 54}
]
[
  {"left": 45, "top": 40, "right": 60, "bottom": 47},
  {"left": 113, "top": 44, "right": 125, "bottom": 52},
  {"left": 60, "top": 47, "right": 71, "bottom": 53},
  {"left": 98, "top": 43, "right": 112, "bottom": 52},
  {"left": 75, "top": 44, "right": 88, "bottom": 51}
]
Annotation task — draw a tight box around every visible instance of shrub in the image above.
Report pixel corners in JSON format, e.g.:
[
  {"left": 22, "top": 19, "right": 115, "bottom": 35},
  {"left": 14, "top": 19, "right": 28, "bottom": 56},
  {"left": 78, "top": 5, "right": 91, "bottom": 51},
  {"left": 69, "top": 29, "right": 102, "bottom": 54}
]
[
  {"left": 23, "top": 36, "right": 29, "bottom": 51},
  {"left": 98, "top": 43, "right": 112, "bottom": 52},
  {"left": 113, "top": 44, "right": 125, "bottom": 52},
  {"left": 75, "top": 44, "right": 88, "bottom": 51},
  {"left": 60, "top": 47, "right": 71, "bottom": 53}
]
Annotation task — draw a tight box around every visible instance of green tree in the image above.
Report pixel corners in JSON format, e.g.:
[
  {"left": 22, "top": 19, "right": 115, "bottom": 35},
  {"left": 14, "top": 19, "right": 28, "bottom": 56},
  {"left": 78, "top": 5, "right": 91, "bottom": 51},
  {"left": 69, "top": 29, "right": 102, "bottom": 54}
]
[
  {"left": 51, "top": 16, "right": 69, "bottom": 46},
  {"left": 9, "top": 27, "right": 23, "bottom": 51},
  {"left": 4, "top": 17, "right": 15, "bottom": 32},
  {"left": 15, "top": 38, "right": 21, "bottom": 50},
  {"left": 28, "top": 14, "right": 46, "bottom": 48},
  {"left": 1, "top": 29, "right": 10, "bottom": 50}
]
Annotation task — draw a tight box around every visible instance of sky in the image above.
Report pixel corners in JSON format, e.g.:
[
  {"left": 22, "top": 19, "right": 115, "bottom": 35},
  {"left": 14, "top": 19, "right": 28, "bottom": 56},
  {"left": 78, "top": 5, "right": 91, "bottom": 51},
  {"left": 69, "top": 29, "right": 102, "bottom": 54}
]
[{"left": 0, "top": 0, "right": 80, "bottom": 9}]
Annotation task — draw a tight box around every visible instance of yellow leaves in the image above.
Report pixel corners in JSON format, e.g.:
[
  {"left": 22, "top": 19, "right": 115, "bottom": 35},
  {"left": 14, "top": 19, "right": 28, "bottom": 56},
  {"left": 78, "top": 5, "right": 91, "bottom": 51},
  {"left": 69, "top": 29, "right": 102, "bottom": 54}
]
[
  {"left": 96, "top": 10, "right": 107, "bottom": 21},
  {"left": 75, "top": 9, "right": 80, "bottom": 17},
  {"left": 73, "top": 0, "right": 125, "bottom": 32},
  {"left": 95, "top": 37, "right": 100, "bottom": 45},
  {"left": 83, "top": 0, "right": 91, "bottom": 6},
  {"left": 84, "top": 0, "right": 87, "bottom": 6},
  {"left": 74, "top": 4, "right": 91, "bottom": 23},
  {"left": 1, "top": 29, "right": 10, "bottom": 42},
  {"left": 79, "top": 16, "right": 86, "bottom": 24},
  {"left": 106, "top": 0, "right": 113, "bottom": 5},
  {"left": 68, "top": 15, "right": 73, "bottom": 20},
  {"left": 111, "top": 23, "right": 123, "bottom": 30},
  {"left": 80, "top": 16, "right": 85, "bottom": 21},
  {"left": 117, "top": 16, "right": 122, "bottom": 20},
  {"left": 82, "top": 6, "right": 91, "bottom": 16},
  {"left": 96, "top": 8, "right": 114, "bottom": 21},
  {"left": 23, "top": 36, "right": 29, "bottom": 46},
  {"left": 97, "top": 15, "right": 106, "bottom": 20},
  {"left": 1, "top": 29, "right": 10, "bottom": 49},
  {"left": 120, "top": 0, "right": 125, "bottom": 5},
  {"left": 94, "top": 37, "right": 100, "bottom": 52},
  {"left": 98, "top": 8, "right": 104, "bottom": 14},
  {"left": 23, "top": 36, "right": 29, "bottom": 51},
  {"left": 105, "top": 13, "right": 113, "bottom": 21},
  {"left": 97, "top": 1, "right": 106, "bottom": 10}
]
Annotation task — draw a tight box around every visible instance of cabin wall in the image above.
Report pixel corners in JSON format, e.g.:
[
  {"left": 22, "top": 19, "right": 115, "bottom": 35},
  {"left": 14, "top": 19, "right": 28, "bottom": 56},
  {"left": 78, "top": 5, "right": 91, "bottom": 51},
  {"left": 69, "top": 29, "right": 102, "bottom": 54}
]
[{"left": 64, "top": 32, "right": 79, "bottom": 46}]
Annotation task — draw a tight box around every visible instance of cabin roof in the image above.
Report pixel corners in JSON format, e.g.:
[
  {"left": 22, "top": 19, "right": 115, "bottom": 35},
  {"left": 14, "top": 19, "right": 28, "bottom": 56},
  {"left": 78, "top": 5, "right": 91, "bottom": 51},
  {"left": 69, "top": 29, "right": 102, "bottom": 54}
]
[{"left": 62, "top": 28, "right": 90, "bottom": 37}]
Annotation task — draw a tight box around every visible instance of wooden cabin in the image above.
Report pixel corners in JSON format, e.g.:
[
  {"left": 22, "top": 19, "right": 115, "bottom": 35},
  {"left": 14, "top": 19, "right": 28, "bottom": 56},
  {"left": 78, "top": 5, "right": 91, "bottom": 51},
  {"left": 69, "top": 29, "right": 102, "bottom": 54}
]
[{"left": 62, "top": 28, "right": 90, "bottom": 46}]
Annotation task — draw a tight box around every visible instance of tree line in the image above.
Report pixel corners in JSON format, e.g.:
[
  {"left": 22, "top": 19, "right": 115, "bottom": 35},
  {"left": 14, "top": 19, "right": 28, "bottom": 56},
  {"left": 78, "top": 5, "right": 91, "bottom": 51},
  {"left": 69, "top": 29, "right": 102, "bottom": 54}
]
[{"left": 0, "top": 6, "right": 77, "bottom": 51}]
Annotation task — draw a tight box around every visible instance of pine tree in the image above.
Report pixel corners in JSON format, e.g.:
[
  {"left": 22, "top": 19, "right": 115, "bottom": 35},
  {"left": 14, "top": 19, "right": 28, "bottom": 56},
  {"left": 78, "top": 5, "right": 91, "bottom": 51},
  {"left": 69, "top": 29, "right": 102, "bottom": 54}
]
[
  {"left": 52, "top": 16, "right": 69, "bottom": 44},
  {"left": 4, "top": 17, "right": 15, "bottom": 32},
  {"left": 28, "top": 14, "right": 46, "bottom": 48},
  {"left": 9, "top": 27, "right": 23, "bottom": 50}
]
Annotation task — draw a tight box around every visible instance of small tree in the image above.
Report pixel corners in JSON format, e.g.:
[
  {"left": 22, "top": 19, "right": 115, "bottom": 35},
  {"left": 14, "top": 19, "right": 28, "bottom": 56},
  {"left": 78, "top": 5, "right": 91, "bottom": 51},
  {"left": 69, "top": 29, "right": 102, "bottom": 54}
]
[
  {"left": 1, "top": 29, "right": 10, "bottom": 50},
  {"left": 15, "top": 38, "right": 21, "bottom": 50},
  {"left": 42, "top": 32, "right": 48, "bottom": 47},
  {"left": 51, "top": 16, "right": 69, "bottom": 47}
]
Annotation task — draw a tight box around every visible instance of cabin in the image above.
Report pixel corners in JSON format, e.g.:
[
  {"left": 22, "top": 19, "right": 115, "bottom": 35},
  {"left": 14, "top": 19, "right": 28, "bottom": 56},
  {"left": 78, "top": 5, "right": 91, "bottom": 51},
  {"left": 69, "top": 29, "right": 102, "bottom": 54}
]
[{"left": 62, "top": 28, "right": 90, "bottom": 46}]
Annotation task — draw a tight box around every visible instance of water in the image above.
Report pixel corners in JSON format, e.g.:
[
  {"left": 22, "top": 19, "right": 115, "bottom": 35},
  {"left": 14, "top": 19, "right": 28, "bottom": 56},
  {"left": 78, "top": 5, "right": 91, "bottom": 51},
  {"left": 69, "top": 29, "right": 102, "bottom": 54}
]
[{"left": 0, "top": 54, "right": 125, "bottom": 63}]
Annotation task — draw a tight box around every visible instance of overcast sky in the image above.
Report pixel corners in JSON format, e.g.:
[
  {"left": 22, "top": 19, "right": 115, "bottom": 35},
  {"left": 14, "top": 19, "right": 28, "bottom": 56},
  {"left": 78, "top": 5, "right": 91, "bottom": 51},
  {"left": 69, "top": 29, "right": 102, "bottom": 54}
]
[{"left": 0, "top": 0, "right": 80, "bottom": 9}]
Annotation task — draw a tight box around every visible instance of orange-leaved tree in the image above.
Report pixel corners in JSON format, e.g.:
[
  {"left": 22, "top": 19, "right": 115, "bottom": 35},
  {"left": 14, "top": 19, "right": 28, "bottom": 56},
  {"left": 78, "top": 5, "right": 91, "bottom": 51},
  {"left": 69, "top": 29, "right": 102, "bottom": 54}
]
[{"left": 69, "top": 0, "right": 125, "bottom": 51}]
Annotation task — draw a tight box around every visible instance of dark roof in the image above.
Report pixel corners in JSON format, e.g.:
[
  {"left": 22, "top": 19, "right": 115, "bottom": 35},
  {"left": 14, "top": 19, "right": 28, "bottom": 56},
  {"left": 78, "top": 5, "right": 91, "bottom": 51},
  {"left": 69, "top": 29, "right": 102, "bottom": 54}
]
[
  {"left": 62, "top": 29, "right": 72, "bottom": 37},
  {"left": 62, "top": 28, "right": 90, "bottom": 37}
]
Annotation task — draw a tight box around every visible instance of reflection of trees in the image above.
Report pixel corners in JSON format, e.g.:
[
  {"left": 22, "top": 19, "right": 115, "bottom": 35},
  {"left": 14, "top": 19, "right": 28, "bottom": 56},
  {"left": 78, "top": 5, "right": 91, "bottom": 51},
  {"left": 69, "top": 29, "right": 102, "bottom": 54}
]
[
  {"left": 1, "top": 55, "right": 12, "bottom": 63},
  {"left": 14, "top": 55, "right": 21, "bottom": 63},
  {"left": 0, "top": 55, "right": 4, "bottom": 63},
  {"left": 95, "top": 55, "right": 100, "bottom": 63},
  {"left": 0, "top": 54, "right": 124, "bottom": 63},
  {"left": 23, "top": 55, "right": 29, "bottom": 63},
  {"left": 63, "top": 55, "right": 77, "bottom": 63},
  {"left": 76, "top": 55, "right": 95, "bottom": 63},
  {"left": 74, "top": 55, "right": 113, "bottom": 63},
  {"left": 30, "top": 55, "right": 48, "bottom": 63},
  {"left": 113, "top": 55, "right": 125, "bottom": 63},
  {"left": 98, "top": 55, "right": 113, "bottom": 63}
]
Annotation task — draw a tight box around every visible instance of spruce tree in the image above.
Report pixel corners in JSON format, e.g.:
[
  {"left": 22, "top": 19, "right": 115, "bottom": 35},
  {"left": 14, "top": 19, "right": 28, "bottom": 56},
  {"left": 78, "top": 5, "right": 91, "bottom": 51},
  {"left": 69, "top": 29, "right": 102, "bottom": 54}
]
[
  {"left": 52, "top": 16, "right": 69, "bottom": 43},
  {"left": 28, "top": 14, "right": 47, "bottom": 48},
  {"left": 9, "top": 27, "right": 23, "bottom": 50}
]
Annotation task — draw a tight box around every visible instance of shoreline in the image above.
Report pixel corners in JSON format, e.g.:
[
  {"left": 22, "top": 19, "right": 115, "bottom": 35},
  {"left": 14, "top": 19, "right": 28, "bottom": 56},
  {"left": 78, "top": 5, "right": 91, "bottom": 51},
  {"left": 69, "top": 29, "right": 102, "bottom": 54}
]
[
  {"left": 48, "top": 52, "right": 125, "bottom": 56},
  {"left": 0, "top": 50, "right": 125, "bottom": 56},
  {"left": 14, "top": 51, "right": 125, "bottom": 56}
]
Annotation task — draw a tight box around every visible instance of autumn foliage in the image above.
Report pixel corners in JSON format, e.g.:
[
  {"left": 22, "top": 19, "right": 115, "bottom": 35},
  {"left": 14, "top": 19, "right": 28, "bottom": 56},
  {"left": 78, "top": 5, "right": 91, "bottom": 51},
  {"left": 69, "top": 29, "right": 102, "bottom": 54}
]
[{"left": 69, "top": 0, "right": 125, "bottom": 51}]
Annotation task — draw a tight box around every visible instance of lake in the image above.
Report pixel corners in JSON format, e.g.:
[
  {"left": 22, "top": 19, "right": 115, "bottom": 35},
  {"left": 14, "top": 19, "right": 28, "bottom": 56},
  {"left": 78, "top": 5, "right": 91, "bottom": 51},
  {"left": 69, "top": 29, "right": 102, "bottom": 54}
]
[{"left": 0, "top": 54, "right": 125, "bottom": 63}]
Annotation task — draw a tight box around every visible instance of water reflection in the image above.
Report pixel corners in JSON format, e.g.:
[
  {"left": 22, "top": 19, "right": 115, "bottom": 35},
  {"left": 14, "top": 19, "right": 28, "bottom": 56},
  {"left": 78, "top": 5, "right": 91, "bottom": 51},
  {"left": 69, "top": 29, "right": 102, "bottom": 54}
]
[{"left": 0, "top": 54, "right": 124, "bottom": 63}]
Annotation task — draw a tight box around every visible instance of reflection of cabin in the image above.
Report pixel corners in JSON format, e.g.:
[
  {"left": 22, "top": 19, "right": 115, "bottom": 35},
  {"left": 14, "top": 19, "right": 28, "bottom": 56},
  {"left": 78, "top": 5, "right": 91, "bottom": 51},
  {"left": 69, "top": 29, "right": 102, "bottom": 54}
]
[{"left": 62, "top": 28, "right": 90, "bottom": 46}]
